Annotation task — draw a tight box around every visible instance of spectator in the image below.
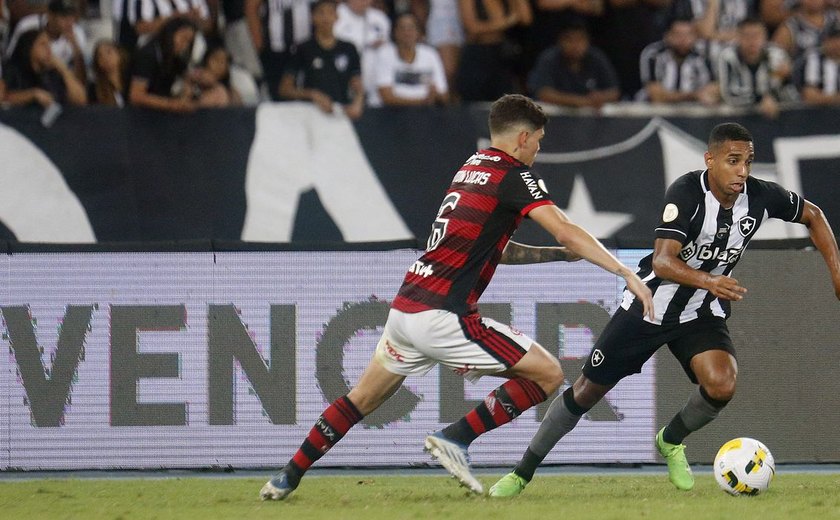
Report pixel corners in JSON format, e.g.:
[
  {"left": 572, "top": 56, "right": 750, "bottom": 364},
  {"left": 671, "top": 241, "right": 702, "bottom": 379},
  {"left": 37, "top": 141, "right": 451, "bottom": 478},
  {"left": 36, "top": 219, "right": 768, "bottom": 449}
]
[
  {"left": 370, "top": 12, "right": 448, "bottom": 106},
  {"left": 128, "top": 16, "right": 197, "bottom": 112},
  {"left": 638, "top": 17, "right": 718, "bottom": 104},
  {"left": 760, "top": 0, "right": 793, "bottom": 33},
  {"left": 245, "top": 0, "right": 313, "bottom": 101},
  {"left": 527, "top": 21, "right": 620, "bottom": 108},
  {"left": 424, "top": 0, "right": 464, "bottom": 95},
  {"left": 0, "top": 63, "right": 6, "bottom": 104},
  {"left": 279, "top": 0, "right": 364, "bottom": 119},
  {"left": 5, "top": 0, "right": 88, "bottom": 84},
  {"left": 114, "top": 0, "right": 212, "bottom": 50},
  {"left": 795, "top": 21, "right": 840, "bottom": 104},
  {"left": 334, "top": 0, "right": 390, "bottom": 104},
  {"left": 669, "top": 0, "right": 757, "bottom": 62},
  {"left": 590, "top": 0, "right": 669, "bottom": 98},
  {"left": 773, "top": 0, "right": 840, "bottom": 60},
  {"left": 527, "top": 0, "right": 603, "bottom": 66},
  {"left": 88, "top": 38, "right": 128, "bottom": 105},
  {"left": 456, "top": 0, "right": 532, "bottom": 101},
  {"left": 2, "top": 28, "right": 87, "bottom": 107},
  {"left": 4, "top": 0, "right": 48, "bottom": 30},
  {"left": 222, "top": 0, "right": 262, "bottom": 81},
  {"left": 717, "top": 17, "right": 794, "bottom": 118},
  {"left": 191, "top": 38, "right": 242, "bottom": 105}
]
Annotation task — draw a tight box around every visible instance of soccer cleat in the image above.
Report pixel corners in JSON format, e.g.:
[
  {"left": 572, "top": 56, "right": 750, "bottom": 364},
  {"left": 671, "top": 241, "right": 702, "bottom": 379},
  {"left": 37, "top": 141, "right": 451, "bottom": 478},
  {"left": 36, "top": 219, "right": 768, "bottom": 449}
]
[
  {"left": 489, "top": 472, "right": 528, "bottom": 497},
  {"left": 259, "top": 469, "right": 297, "bottom": 501},
  {"left": 424, "top": 431, "right": 484, "bottom": 494},
  {"left": 655, "top": 427, "right": 695, "bottom": 491}
]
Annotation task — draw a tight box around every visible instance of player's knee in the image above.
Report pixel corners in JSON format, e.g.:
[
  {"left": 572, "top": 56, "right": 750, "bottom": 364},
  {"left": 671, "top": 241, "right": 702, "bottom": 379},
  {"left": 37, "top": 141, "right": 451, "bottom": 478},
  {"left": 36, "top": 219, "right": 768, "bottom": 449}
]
[
  {"left": 703, "top": 377, "right": 736, "bottom": 403},
  {"left": 539, "top": 356, "right": 564, "bottom": 395}
]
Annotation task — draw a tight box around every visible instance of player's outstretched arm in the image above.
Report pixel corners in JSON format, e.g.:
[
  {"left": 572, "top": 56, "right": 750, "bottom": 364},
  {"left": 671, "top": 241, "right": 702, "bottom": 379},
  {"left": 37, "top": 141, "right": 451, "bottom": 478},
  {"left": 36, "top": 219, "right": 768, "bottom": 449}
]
[
  {"left": 499, "top": 240, "right": 582, "bottom": 264},
  {"left": 528, "top": 204, "right": 654, "bottom": 320},
  {"left": 652, "top": 238, "right": 747, "bottom": 301},
  {"left": 800, "top": 200, "right": 840, "bottom": 300}
]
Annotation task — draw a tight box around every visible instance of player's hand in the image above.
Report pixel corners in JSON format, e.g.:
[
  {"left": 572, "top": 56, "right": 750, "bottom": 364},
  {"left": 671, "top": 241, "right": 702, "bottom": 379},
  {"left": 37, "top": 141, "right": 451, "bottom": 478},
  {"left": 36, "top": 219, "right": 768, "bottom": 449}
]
[
  {"left": 708, "top": 275, "right": 747, "bottom": 301},
  {"left": 625, "top": 272, "right": 654, "bottom": 321}
]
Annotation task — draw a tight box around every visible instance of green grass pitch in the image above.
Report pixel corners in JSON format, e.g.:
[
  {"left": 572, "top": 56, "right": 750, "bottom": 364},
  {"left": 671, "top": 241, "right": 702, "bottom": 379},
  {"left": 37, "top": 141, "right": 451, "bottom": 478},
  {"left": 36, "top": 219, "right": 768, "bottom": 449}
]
[{"left": 1, "top": 473, "right": 839, "bottom": 519}]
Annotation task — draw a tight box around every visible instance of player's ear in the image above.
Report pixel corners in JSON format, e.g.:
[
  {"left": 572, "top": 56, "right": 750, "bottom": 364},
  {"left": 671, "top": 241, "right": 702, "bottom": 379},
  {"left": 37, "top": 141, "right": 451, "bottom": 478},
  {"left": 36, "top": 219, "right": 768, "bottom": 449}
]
[{"left": 704, "top": 150, "right": 713, "bottom": 168}]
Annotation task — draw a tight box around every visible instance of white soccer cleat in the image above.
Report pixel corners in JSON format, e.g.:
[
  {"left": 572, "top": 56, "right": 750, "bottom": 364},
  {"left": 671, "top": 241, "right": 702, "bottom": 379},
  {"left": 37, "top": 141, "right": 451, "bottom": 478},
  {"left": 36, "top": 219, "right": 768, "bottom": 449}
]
[
  {"left": 424, "top": 431, "right": 484, "bottom": 494},
  {"left": 259, "top": 471, "right": 296, "bottom": 501}
]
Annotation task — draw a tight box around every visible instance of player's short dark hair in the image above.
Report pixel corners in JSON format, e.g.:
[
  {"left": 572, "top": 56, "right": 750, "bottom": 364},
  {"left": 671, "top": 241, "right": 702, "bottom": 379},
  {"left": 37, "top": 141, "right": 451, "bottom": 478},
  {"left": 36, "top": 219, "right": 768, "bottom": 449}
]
[
  {"left": 488, "top": 94, "right": 548, "bottom": 136},
  {"left": 709, "top": 123, "right": 753, "bottom": 149}
]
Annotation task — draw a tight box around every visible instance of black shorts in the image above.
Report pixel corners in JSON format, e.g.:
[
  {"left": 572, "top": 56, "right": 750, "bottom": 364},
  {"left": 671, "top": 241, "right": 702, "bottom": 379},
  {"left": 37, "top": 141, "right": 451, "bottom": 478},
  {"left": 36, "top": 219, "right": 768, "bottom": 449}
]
[{"left": 582, "top": 308, "right": 736, "bottom": 386}]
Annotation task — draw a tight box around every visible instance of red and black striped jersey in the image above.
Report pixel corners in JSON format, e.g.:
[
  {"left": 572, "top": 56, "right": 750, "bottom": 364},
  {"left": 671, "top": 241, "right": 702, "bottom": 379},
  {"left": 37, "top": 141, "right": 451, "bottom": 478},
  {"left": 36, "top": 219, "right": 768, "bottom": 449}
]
[{"left": 392, "top": 147, "right": 554, "bottom": 316}]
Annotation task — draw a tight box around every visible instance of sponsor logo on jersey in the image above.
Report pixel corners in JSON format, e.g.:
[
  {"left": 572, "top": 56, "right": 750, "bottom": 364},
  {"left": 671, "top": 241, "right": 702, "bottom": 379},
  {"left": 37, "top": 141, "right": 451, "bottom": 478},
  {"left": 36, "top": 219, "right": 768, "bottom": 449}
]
[
  {"left": 519, "top": 171, "right": 544, "bottom": 199},
  {"left": 465, "top": 153, "right": 502, "bottom": 165},
  {"left": 737, "top": 216, "right": 756, "bottom": 237},
  {"left": 716, "top": 223, "right": 730, "bottom": 239},
  {"left": 408, "top": 260, "right": 434, "bottom": 278},
  {"left": 453, "top": 170, "right": 491, "bottom": 185},
  {"left": 679, "top": 242, "right": 696, "bottom": 261},
  {"left": 696, "top": 244, "right": 742, "bottom": 264}
]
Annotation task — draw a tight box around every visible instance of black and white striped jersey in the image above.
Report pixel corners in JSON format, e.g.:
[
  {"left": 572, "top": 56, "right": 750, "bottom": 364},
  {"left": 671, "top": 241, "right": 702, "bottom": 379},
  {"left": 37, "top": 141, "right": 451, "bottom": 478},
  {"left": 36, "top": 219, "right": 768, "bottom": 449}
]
[
  {"left": 639, "top": 40, "right": 714, "bottom": 94},
  {"left": 781, "top": 11, "right": 840, "bottom": 60},
  {"left": 717, "top": 43, "right": 792, "bottom": 105},
  {"left": 621, "top": 170, "right": 804, "bottom": 325},
  {"left": 795, "top": 48, "right": 840, "bottom": 95}
]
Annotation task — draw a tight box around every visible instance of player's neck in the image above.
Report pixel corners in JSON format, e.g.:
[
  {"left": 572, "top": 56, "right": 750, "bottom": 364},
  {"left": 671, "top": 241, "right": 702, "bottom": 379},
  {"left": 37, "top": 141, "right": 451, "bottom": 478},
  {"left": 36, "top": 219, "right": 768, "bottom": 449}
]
[{"left": 489, "top": 140, "right": 521, "bottom": 163}]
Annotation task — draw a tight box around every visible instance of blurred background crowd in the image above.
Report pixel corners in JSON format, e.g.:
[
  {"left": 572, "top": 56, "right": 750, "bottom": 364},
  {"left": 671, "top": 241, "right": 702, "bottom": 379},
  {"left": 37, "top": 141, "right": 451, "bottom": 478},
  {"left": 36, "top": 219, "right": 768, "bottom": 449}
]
[{"left": 1, "top": 0, "right": 839, "bottom": 118}]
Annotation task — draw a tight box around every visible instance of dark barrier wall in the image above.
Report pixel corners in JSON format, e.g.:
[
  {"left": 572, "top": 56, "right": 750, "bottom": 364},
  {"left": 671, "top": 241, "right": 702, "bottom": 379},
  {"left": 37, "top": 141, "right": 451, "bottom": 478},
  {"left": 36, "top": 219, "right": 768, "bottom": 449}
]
[
  {"left": 1, "top": 104, "right": 839, "bottom": 245},
  {"left": 656, "top": 250, "right": 840, "bottom": 463},
  {"left": 0, "top": 248, "right": 837, "bottom": 469}
]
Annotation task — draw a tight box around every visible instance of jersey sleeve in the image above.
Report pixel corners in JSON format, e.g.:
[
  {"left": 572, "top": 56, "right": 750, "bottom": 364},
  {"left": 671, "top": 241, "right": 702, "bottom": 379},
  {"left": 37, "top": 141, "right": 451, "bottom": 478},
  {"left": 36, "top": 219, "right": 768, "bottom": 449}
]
[
  {"left": 762, "top": 180, "right": 804, "bottom": 222},
  {"left": 655, "top": 176, "right": 698, "bottom": 243},
  {"left": 498, "top": 167, "right": 554, "bottom": 216}
]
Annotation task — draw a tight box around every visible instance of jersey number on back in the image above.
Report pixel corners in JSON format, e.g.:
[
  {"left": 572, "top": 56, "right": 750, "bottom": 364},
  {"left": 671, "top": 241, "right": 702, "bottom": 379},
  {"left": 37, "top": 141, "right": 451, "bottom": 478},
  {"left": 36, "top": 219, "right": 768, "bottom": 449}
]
[{"left": 426, "top": 193, "right": 461, "bottom": 251}]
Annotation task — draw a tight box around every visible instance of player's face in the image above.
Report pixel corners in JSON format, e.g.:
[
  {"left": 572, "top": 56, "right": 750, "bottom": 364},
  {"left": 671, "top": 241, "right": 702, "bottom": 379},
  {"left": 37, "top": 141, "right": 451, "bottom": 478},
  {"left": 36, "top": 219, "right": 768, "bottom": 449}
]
[
  {"left": 519, "top": 127, "right": 545, "bottom": 166},
  {"left": 706, "top": 140, "right": 754, "bottom": 203}
]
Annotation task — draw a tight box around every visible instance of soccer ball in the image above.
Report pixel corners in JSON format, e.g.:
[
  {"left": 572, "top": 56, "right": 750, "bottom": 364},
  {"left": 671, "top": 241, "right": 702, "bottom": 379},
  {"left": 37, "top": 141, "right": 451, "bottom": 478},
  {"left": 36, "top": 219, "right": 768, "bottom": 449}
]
[{"left": 713, "top": 437, "right": 775, "bottom": 496}]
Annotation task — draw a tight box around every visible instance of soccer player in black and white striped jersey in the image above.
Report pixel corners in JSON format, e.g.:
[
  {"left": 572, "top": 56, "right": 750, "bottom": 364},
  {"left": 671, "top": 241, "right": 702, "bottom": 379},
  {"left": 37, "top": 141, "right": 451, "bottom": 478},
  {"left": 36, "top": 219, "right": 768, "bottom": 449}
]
[
  {"left": 490, "top": 122, "right": 840, "bottom": 497},
  {"left": 638, "top": 18, "right": 718, "bottom": 104},
  {"left": 795, "top": 21, "right": 840, "bottom": 105}
]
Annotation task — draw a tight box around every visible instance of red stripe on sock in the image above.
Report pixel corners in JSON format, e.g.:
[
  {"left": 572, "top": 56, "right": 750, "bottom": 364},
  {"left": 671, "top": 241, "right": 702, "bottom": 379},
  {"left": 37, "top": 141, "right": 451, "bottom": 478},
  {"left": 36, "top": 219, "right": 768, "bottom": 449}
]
[{"left": 465, "top": 410, "right": 487, "bottom": 435}]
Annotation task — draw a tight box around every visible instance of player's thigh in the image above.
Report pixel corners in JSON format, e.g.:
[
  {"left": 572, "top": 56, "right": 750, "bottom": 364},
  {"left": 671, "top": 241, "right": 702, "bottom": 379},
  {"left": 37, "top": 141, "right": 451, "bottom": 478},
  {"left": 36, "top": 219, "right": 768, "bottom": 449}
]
[
  {"left": 501, "top": 342, "right": 563, "bottom": 393},
  {"left": 582, "top": 309, "right": 665, "bottom": 386},
  {"left": 406, "top": 311, "right": 536, "bottom": 383},
  {"left": 668, "top": 317, "right": 737, "bottom": 388}
]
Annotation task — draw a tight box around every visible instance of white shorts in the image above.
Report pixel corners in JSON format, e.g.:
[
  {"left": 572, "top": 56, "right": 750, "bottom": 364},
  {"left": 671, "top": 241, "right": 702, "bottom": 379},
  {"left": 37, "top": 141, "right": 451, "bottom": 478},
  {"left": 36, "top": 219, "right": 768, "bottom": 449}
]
[
  {"left": 426, "top": 12, "right": 465, "bottom": 47},
  {"left": 374, "top": 308, "right": 533, "bottom": 382}
]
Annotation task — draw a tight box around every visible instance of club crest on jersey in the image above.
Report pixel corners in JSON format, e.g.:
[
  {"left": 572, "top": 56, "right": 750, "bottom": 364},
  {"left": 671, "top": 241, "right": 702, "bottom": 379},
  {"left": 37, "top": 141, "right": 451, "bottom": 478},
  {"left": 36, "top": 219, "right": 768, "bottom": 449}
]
[
  {"left": 590, "top": 349, "right": 605, "bottom": 366},
  {"left": 737, "top": 216, "right": 757, "bottom": 237}
]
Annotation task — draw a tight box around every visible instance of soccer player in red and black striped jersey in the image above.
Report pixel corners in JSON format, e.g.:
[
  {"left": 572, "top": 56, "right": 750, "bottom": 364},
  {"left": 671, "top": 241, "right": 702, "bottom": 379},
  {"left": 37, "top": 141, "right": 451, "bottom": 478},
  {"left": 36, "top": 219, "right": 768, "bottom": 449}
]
[{"left": 260, "top": 93, "right": 654, "bottom": 501}]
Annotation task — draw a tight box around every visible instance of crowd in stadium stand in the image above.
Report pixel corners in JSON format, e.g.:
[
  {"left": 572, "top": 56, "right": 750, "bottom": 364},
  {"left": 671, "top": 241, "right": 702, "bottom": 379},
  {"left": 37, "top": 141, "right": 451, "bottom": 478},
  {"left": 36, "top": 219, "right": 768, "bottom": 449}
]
[{"left": 1, "top": 0, "right": 840, "bottom": 115}]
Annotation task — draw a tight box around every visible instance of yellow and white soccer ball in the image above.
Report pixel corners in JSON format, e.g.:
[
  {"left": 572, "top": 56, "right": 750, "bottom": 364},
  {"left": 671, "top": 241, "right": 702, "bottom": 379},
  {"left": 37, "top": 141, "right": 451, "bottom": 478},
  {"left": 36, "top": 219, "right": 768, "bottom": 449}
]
[{"left": 714, "top": 437, "right": 775, "bottom": 496}]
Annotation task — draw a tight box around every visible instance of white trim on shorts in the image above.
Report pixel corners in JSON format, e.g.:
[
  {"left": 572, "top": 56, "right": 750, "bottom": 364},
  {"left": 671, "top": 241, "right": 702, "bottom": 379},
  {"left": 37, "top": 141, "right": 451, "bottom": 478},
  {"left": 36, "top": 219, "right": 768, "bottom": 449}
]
[{"left": 374, "top": 308, "right": 533, "bottom": 383}]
